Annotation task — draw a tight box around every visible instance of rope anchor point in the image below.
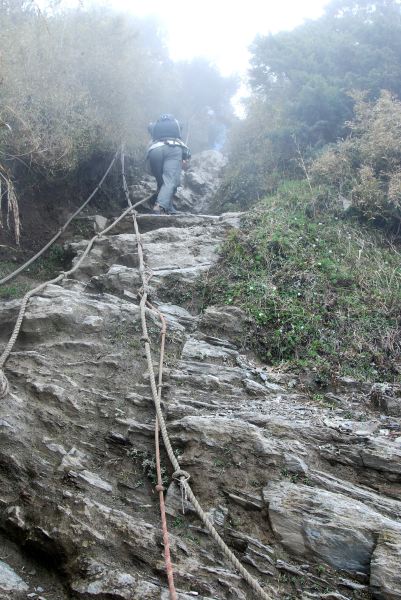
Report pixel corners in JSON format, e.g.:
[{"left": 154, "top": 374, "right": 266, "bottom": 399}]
[
  {"left": 0, "top": 368, "right": 10, "bottom": 399},
  {"left": 172, "top": 469, "right": 191, "bottom": 515}
]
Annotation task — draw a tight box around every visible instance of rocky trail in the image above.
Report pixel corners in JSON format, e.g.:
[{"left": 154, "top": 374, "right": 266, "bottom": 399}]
[{"left": 0, "top": 153, "right": 401, "bottom": 600}]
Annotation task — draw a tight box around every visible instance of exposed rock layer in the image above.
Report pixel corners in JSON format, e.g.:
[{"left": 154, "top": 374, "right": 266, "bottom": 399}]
[{"left": 0, "top": 158, "right": 401, "bottom": 599}]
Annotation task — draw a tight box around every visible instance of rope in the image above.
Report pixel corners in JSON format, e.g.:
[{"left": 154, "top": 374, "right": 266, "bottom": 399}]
[
  {"left": 121, "top": 152, "right": 272, "bottom": 600},
  {"left": 150, "top": 301, "right": 177, "bottom": 600},
  {"left": 122, "top": 148, "right": 177, "bottom": 599},
  {"left": 0, "top": 158, "right": 153, "bottom": 398},
  {"left": 0, "top": 273, "right": 64, "bottom": 400},
  {"left": 0, "top": 369, "right": 9, "bottom": 398},
  {"left": 1, "top": 148, "right": 272, "bottom": 599},
  {"left": 0, "top": 148, "right": 121, "bottom": 287}
]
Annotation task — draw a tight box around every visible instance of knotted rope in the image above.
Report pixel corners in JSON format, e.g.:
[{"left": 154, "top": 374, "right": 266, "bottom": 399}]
[
  {"left": 121, "top": 150, "right": 272, "bottom": 600},
  {"left": 0, "top": 149, "right": 121, "bottom": 287},
  {"left": 121, "top": 148, "right": 177, "bottom": 599},
  {"left": 0, "top": 164, "right": 152, "bottom": 399},
  {"left": 0, "top": 369, "right": 9, "bottom": 398}
]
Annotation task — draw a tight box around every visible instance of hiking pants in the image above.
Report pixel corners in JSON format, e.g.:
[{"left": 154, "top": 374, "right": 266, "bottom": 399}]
[{"left": 148, "top": 144, "right": 182, "bottom": 212}]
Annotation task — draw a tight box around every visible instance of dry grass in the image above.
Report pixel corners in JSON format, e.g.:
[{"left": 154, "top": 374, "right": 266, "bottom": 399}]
[
  {"left": 0, "top": 164, "right": 20, "bottom": 244},
  {"left": 311, "top": 91, "right": 401, "bottom": 232}
]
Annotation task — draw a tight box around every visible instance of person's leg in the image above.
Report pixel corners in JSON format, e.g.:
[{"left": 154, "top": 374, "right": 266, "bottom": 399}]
[
  {"left": 156, "top": 146, "right": 182, "bottom": 213},
  {"left": 148, "top": 146, "right": 164, "bottom": 190}
]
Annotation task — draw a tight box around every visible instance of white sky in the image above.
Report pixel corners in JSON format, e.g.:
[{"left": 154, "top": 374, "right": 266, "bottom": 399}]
[
  {"left": 46, "top": 0, "right": 332, "bottom": 76},
  {"left": 41, "top": 0, "right": 332, "bottom": 115}
]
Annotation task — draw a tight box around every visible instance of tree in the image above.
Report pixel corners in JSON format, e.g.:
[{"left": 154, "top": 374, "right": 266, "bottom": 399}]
[
  {"left": 0, "top": 2, "right": 237, "bottom": 243},
  {"left": 250, "top": 0, "right": 401, "bottom": 145},
  {"left": 220, "top": 0, "right": 401, "bottom": 209}
]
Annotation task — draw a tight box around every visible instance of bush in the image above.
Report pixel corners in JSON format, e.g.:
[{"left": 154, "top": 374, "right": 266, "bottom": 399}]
[
  {"left": 218, "top": 0, "right": 401, "bottom": 214},
  {"left": 214, "top": 99, "right": 301, "bottom": 211},
  {"left": 201, "top": 180, "right": 401, "bottom": 382},
  {"left": 311, "top": 91, "right": 401, "bottom": 232},
  {"left": 0, "top": 2, "right": 236, "bottom": 244}
]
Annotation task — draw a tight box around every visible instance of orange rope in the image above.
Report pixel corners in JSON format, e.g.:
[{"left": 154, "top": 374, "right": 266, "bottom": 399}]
[
  {"left": 155, "top": 420, "right": 177, "bottom": 599},
  {"left": 121, "top": 148, "right": 177, "bottom": 598},
  {"left": 148, "top": 301, "right": 177, "bottom": 600}
]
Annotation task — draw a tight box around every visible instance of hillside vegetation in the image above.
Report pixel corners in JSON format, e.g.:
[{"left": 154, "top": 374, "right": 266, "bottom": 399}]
[
  {"left": 206, "top": 181, "right": 401, "bottom": 382},
  {"left": 209, "top": 0, "right": 401, "bottom": 383},
  {"left": 219, "top": 0, "right": 401, "bottom": 228},
  {"left": 0, "top": 0, "right": 235, "bottom": 247}
]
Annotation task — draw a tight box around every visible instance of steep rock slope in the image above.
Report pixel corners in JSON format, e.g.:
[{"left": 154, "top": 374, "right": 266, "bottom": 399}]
[
  {"left": 129, "top": 150, "right": 226, "bottom": 214},
  {"left": 0, "top": 172, "right": 401, "bottom": 599}
]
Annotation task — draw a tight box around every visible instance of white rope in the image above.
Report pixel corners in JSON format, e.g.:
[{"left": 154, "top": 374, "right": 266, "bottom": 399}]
[
  {"left": 0, "top": 153, "right": 153, "bottom": 397},
  {"left": 121, "top": 150, "right": 273, "bottom": 600},
  {"left": 0, "top": 148, "right": 121, "bottom": 286}
]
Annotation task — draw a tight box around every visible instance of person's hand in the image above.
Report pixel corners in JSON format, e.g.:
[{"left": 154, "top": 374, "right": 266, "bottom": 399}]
[{"left": 182, "top": 159, "right": 190, "bottom": 171}]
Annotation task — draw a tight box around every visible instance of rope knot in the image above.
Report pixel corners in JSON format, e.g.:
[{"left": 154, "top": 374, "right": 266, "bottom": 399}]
[
  {"left": 143, "top": 284, "right": 151, "bottom": 295},
  {"left": 172, "top": 469, "right": 190, "bottom": 483},
  {"left": 140, "top": 335, "right": 150, "bottom": 344},
  {"left": 0, "top": 369, "right": 10, "bottom": 399},
  {"left": 173, "top": 469, "right": 190, "bottom": 515},
  {"left": 155, "top": 484, "right": 165, "bottom": 493}
]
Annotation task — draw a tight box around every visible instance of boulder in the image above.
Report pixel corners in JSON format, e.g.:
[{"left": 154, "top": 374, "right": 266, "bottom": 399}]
[
  {"left": 370, "top": 383, "right": 401, "bottom": 417},
  {"left": 263, "top": 480, "right": 401, "bottom": 573},
  {"left": 176, "top": 150, "right": 227, "bottom": 214},
  {"left": 200, "top": 305, "right": 251, "bottom": 345},
  {"left": 127, "top": 150, "right": 226, "bottom": 215},
  {"left": 370, "top": 531, "right": 401, "bottom": 599}
]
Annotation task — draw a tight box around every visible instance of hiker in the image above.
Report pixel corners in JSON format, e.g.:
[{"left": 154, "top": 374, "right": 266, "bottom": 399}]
[
  {"left": 146, "top": 114, "right": 191, "bottom": 214},
  {"left": 206, "top": 108, "right": 227, "bottom": 151}
]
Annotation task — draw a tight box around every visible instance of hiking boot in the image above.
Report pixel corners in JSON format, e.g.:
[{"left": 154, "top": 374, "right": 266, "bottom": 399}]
[{"left": 153, "top": 203, "right": 166, "bottom": 215}]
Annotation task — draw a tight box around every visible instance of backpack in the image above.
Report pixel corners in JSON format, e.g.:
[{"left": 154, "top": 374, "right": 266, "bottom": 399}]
[{"left": 151, "top": 114, "right": 181, "bottom": 140}]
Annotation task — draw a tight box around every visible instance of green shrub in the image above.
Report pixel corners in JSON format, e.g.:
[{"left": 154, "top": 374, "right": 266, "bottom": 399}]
[
  {"left": 214, "top": 99, "right": 301, "bottom": 212},
  {"left": 202, "top": 181, "right": 401, "bottom": 382}
]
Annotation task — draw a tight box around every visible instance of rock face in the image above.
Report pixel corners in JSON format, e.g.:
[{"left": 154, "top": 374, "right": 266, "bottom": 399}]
[
  {"left": 0, "top": 560, "right": 28, "bottom": 598},
  {"left": 1, "top": 177, "right": 401, "bottom": 599},
  {"left": 176, "top": 150, "right": 227, "bottom": 213},
  {"left": 129, "top": 149, "right": 226, "bottom": 214},
  {"left": 370, "top": 531, "right": 401, "bottom": 600},
  {"left": 264, "top": 481, "right": 401, "bottom": 573},
  {"left": 370, "top": 383, "right": 401, "bottom": 417}
]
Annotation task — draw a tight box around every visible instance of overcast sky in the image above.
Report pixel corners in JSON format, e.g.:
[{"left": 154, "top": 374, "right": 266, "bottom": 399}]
[{"left": 46, "top": 0, "right": 332, "bottom": 76}]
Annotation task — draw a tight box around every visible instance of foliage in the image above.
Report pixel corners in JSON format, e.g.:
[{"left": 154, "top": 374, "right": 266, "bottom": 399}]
[
  {"left": 0, "top": 1, "right": 236, "bottom": 242},
  {"left": 215, "top": 98, "right": 301, "bottom": 211},
  {"left": 0, "top": 243, "right": 70, "bottom": 298},
  {"left": 127, "top": 447, "right": 168, "bottom": 487},
  {"left": 250, "top": 0, "right": 401, "bottom": 144},
  {"left": 202, "top": 181, "right": 401, "bottom": 382},
  {"left": 221, "top": 0, "right": 401, "bottom": 210},
  {"left": 311, "top": 91, "right": 401, "bottom": 231},
  {"left": 0, "top": 280, "right": 30, "bottom": 299},
  {"left": 0, "top": 164, "right": 20, "bottom": 243}
]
